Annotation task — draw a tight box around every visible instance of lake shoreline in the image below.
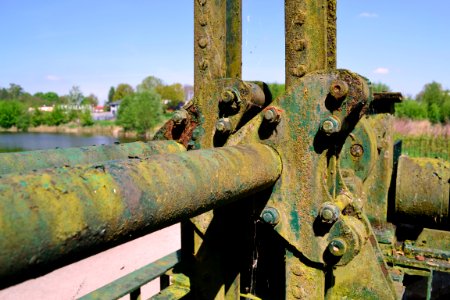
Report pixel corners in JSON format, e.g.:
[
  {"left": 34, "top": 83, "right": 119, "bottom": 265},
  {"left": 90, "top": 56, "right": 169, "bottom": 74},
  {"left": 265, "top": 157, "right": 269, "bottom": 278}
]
[{"left": 0, "top": 124, "right": 156, "bottom": 139}]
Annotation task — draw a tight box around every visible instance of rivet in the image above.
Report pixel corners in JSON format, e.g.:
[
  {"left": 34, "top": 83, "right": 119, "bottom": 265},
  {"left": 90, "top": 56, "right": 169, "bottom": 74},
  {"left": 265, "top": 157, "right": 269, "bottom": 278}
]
[
  {"left": 293, "top": 39, "right": 306, "bottom": 51},
  {"left": 291, "top": 65, "right": 307, "bottom": 77},
  {"left": 198, "top": 37, "right": 208, "bottom": 48},
  {"left": 199, "top": 59, "right": 208, "bottom": 70},
  {"left": 291, "top": 264, "right": 303, "bottom": 276},
  {"left": 293, "top": 11, "right": 306, "bottom": 25},
  {"left": 198, "top": 16, "right": 208, "bottom": 26},
  {"left": 291, "top": 286, "right": 304, "bottom": 299},
  {"left": 350, "top": 144, "right": 364, "bottom": 157},
  {"left": 329, "top": 80, "right": 349, "bottom": 100}
]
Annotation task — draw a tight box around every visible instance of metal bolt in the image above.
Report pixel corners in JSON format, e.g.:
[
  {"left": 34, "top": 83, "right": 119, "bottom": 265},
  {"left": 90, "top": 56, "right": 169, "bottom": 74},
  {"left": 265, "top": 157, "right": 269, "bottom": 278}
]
[
  {"left": 328, "top": 238, "right": 348, "bottom": 257},
  {"left": 198, "top": 37, "right": 208, "bottom": 48},
  {"left": 261, "top": 207, "right": 279, "bottom": 225},
  {"left": 221, "top": 89, "right": 237, "bottom": 103},
  {"left": 293, "top": 39, "right": 306, "bottom": 51},
  {"left": 291, "top": 65, "right": 307, "bottom": 77},
  {"left": 321, "top": 116, "right": 341, "bottom": 135},
  {"left": 264, "top": 107, "right": 281, "bottom": 124},
  {"left": 199, "top": 59, "right": 208, "bottom": 70},
  {"left": 329, "top": 80, "right": 349, "bottom": 100},
  {"left": 350, "top": 144, "right": 363, "bottom": 157},
  {"left": 172, "top": 109, "right": 188, "bottom": 125},
  {"left": 215, "top": 118, "right": 231, "bottom": 134},
  {"left": 319, "top": 203, "right": 340, "bottom": 224}
]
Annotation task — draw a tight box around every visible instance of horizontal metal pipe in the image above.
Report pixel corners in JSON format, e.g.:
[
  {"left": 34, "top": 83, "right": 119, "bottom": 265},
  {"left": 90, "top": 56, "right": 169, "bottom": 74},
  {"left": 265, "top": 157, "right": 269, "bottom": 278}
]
[
  {"left": 0, "top": 140, "right": 185, "bottom": 175},
  {"left": 395, "top": 155, "right": 449, "bottom": 228},
  {"left": 0, "top": 143, "right": 281, "bottom": 282}
]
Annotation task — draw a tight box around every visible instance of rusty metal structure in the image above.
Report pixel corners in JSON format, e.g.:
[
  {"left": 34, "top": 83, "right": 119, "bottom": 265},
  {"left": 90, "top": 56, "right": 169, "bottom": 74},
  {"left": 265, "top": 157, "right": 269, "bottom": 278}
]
[{"left": 0, "top": 0, "right": 449, "bottom": 299}]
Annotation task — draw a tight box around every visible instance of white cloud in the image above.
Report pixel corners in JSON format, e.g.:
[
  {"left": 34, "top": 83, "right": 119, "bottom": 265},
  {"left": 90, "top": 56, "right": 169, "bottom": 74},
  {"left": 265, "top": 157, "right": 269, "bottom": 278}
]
[
  {"left": 247, "top": 15, "right": 251, "bottom": 23},
  {"left": 45, "top": 75, "right": 61, "bottom": 81},
  {"left": 373, "top": 67, "right": 389, "bottom": 75},
  {"left": 359, "top": 12, "right": 379, "bottom": 18}
]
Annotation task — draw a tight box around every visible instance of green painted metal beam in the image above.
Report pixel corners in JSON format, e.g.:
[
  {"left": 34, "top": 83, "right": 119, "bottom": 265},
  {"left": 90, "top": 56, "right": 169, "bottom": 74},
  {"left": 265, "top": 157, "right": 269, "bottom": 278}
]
[
  {"left": 0, "top": 143, "right": 281, "bottom": 285},
  {"left": 80, "top": 250, "right": 181, "bottom": 300},
  {"left": 0, "top": 140, "right": 185, "bottom": 175}
]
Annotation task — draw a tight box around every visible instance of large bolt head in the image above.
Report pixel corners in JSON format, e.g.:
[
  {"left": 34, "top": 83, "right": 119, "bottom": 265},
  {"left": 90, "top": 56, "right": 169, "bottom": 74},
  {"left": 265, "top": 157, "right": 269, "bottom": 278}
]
[
  {"left": 319, "top": 203, "right": 340, "bottom": 224},
  {"left": 263, "top": 107, "right": 281, "bottom": 124},
  {"left": 261, "top": 207, "right": 279, "bottom": 225},
  {"left": 329, "top": 80, "right": 349, "bottom": 100},
  {"left": 321, "top": 116, "right": 341, "bottom": 135},
  {"left": 221, "top": 89, "right": 236, "bottom": 103},
  {"left": 328, "top": 238, "right": 348, "bottom": 257},
  {"left": 215, "top": 118, "right": 231, "bottom": 133},
  {"left": 172, "top": 109, "right": 188, "bottom": 125},
  {"left": 350, "top": 144, "right": 364, "bottom": 157}
]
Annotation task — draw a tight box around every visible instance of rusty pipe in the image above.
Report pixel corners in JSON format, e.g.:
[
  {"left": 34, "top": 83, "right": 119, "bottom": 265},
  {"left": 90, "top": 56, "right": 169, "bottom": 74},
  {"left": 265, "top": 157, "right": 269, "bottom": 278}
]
[
  {"left": 0, "top": 140, "right": 185, "bottom": 175},
  {"left": 394, "top": 155, "right": 450, "bottom": 228},
  {"left": 0, "top": 143, "right": 281, "bottom": 283}
]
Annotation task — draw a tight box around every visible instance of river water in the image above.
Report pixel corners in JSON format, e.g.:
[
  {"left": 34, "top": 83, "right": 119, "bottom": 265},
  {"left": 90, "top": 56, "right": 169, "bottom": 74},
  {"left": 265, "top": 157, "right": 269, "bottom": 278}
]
[{"left": 0, "top": 132, "right": 140, "bottom": 152}]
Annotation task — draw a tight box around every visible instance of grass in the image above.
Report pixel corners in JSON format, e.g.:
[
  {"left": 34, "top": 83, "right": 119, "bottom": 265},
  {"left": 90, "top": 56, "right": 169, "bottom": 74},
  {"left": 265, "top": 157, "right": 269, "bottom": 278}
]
[{"left": 394, "top": 119, "right": 449, "bottom": 160}]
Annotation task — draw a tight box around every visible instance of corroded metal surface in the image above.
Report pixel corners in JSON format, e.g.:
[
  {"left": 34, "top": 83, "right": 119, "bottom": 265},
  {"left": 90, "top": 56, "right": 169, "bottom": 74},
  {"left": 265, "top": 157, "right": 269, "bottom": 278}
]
[
  {"left": 285, "top": 0, "right": 336, "bottom": 89},
  {"left": 0, "top": 140, "right": 185, "bottom": 175},
  {"left": 395, "top": 156, "right": 450, "bottom": 228},
  {"left": 0, "top": 143, "right": 281, "bottom": 283}
]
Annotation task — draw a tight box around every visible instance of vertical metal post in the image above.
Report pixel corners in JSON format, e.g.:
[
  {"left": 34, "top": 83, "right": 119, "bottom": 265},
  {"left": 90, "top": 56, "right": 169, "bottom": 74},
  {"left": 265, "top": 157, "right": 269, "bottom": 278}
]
[
  {"left": 285, "top": 0, "right": 336, "bottom": 90},
  {"left": 194, "top": 0, "right": 242, "bottom": 95}
]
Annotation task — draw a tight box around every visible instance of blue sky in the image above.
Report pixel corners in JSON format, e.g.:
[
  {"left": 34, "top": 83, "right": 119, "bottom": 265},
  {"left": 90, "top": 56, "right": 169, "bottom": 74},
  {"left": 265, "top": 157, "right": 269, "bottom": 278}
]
[{"left": 1, "top": 0, "right": 449, "bottom": 103}]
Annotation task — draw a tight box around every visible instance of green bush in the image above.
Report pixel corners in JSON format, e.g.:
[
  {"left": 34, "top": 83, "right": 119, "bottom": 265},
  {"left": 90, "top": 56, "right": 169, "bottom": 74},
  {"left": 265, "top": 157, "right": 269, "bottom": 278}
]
[
  {"left": 117, "top": 90, "right": 163, "bottom": 134},
  {"left": 0, "top": 101, "right": 28, "bottom": 129}
]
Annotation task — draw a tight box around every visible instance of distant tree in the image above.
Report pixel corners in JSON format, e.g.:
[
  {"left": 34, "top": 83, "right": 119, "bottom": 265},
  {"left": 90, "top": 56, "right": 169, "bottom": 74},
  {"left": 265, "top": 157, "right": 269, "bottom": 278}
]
[
  {"left": 117, "top": 90, "right": 163, "bottom": 134},
  {"left": 0, "top": 101, "right": 26, "bottom": 128},
  {"left": 137, "top": 76, "right": 163, "bottom": 93},
  {"left": 47, "top": 106, "right": 67, "bottom": 126},
  {"left": 81, "top": 94, "right": 99, "bottom": 106},
  {"left": 395, "top": 98, "right": 428, "bottom": 120},
  {"left": 0, "top": 87, "right": 8, "bottom": 100},
  {"left": 7, "top": 83, "right": 24, "bottom": 99},
  {"left": 34, "top": 91, "right": 59, "bottom": 104},
  {"left": 416, "top": 81, "right": 449, "bottom": 123},
  {"left": 31, "top": 108, "right": 45, "bottom": 127},
  {"left": 372, "top": 82, "right": 391, "bottom": 93},
  {"left": 107, "top": 86, "right": 115, "bottom": 104},
  {"left": 267, "top": 83, "right": 285, "bottom": 100},
  {"left": 67, "top": 86, "right": 84, "bottom": 105},
  {"left": 79, "top": 109, "right": 94, "bottom": 126},
  {"left": 113, "top": 83, "right": 134, "bottom": 101},
  {"left": 156, "top": 83, "right": 185, "bottom": 109}
]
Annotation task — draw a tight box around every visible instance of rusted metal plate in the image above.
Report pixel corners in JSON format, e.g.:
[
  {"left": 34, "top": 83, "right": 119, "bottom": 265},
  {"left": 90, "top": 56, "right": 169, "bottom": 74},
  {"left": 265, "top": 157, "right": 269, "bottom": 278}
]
[
  {"left": 0, "top": 143, "right": 281, "bottom": 286},
  {"left": 0, "top": 140, "right": 185, "bottom": 175}
]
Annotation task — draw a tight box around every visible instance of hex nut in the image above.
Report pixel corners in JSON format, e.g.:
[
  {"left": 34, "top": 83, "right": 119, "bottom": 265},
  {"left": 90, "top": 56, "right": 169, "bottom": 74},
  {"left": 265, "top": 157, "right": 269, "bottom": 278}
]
[{"left": 321, "top": 116, "right": 341, "bottom": 135}]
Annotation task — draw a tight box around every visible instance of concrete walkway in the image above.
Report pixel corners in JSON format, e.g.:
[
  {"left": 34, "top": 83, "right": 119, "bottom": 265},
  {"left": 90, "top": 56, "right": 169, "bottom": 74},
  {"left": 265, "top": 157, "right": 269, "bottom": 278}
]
[{"left": 0, "top": 224, "right": 180, "bottom": 300}]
